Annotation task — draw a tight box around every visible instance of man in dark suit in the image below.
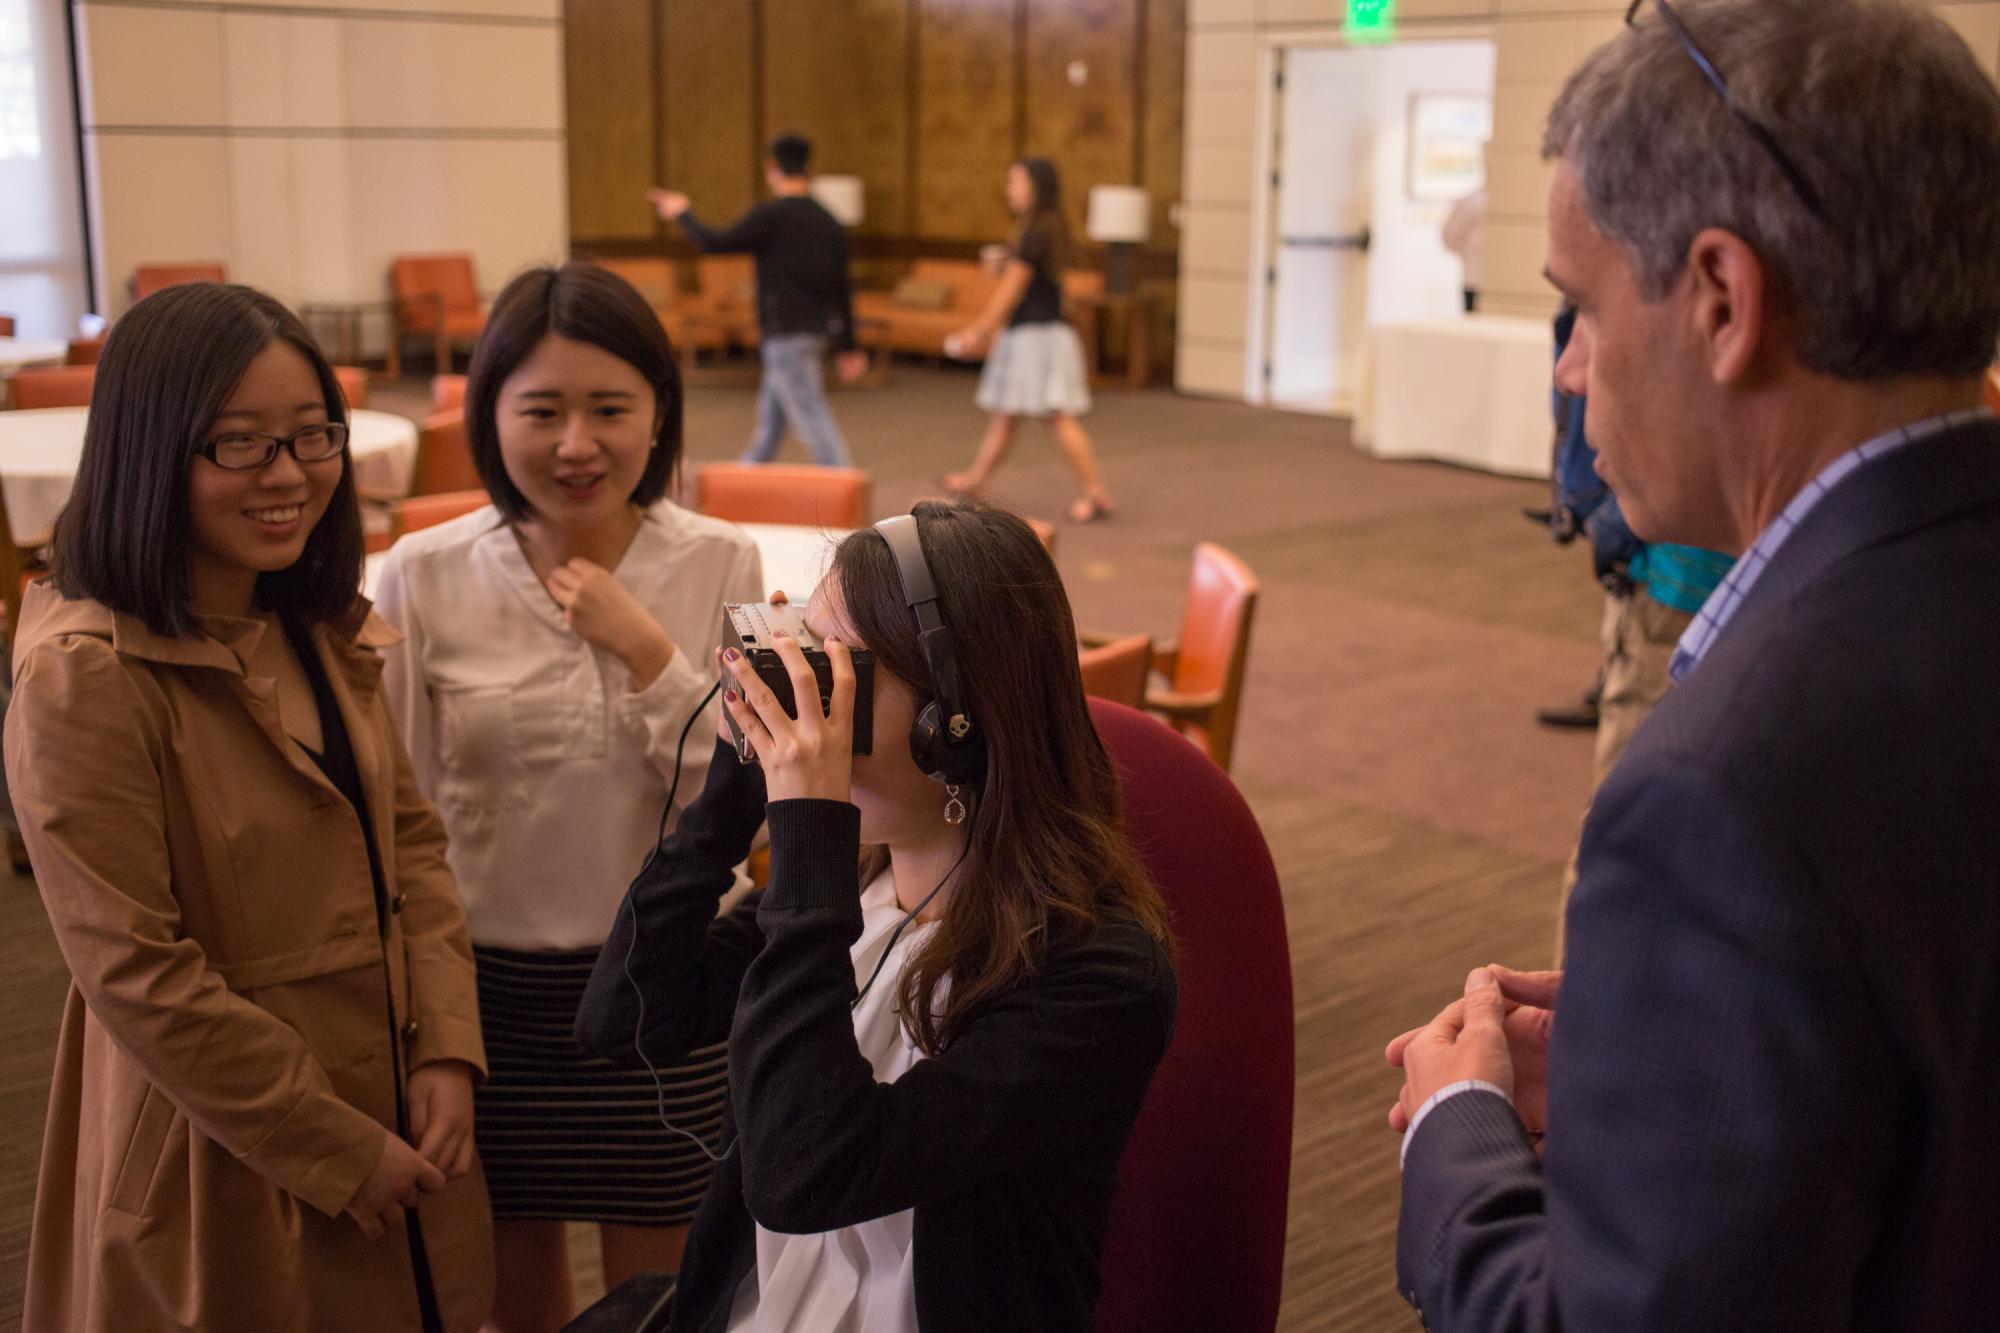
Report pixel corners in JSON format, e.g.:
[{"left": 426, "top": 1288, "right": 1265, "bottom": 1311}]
[{"left": 1386, "top": 1, "right": 2000, "bottom": 1328}]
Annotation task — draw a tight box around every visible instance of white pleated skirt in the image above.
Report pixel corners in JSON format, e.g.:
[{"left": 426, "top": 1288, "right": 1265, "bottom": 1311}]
[{"left": 975, "top": 321, "right": 1093, "bottom": 418}]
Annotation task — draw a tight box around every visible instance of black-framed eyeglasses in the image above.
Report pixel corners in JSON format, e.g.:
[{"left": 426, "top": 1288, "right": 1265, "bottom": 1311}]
[
  {"left": 196, "top": 421, "right": 349, "bottom": 471},
  {"left": 1626, "top": 0, "right": 1829, "bottom": 221}
]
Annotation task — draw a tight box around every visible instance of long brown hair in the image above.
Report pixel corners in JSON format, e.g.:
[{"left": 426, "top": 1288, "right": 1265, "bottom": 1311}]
[{"left": 832, "top": 500, "right": 1171, "bottom": 1056}]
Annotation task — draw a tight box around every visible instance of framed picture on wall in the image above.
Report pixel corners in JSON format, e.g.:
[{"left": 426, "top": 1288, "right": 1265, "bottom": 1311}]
[{"left": 1407, "top": 93, "right": 1491, "bottom": 202}]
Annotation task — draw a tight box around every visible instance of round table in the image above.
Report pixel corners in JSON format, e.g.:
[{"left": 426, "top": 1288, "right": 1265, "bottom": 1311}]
[
  {"left": 0, "top": 338, "right": 68, "bottom": 373},
  {"left": 0, "top": 407, "right": 419, "bottom": 545}
]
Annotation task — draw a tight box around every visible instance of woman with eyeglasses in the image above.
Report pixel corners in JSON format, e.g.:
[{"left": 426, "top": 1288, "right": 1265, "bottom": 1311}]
[{"left": 5, "top": 283, "right": 494, "bottom": 1331}]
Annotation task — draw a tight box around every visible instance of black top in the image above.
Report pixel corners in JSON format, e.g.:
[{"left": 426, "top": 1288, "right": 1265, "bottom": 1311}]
[
  {"left": 678, "top": 196, "right": 857, "bottom": 351},
  {"left": 284, "top": 617, "right": 445, "bottom": 1333},
  {"left": 576, "top": 740, "right": 1176, "bottom": 1332},
  {"left": 1007, "top": 220, "right": 1065, "bottom": 328}
]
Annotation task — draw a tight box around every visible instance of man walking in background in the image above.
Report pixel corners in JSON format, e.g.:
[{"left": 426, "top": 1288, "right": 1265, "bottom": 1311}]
[{"left": 651, "top": 132, "right": 867, "bottom": 466}]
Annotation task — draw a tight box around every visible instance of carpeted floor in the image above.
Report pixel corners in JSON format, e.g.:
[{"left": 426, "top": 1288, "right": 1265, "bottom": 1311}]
[{"left": 0, "top": 361, "right": 1603, "bottom": 1329}]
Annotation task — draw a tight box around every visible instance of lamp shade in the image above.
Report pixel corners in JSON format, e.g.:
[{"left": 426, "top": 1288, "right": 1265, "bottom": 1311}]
[
  {"left": 1086, "top": 185, "right": 1152, "bottom": 244},
  {"left": 812, "top": 175, "right": 865, "bottom": 227}
]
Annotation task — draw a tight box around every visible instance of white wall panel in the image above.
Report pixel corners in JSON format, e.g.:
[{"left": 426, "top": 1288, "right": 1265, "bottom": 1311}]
[
  {"left": 1181, "top": 206, "right": 1255, "bottom": 277},
  {"left": 341, "top": 19, "right": 562, "bottom": 131},
  {"left": 79, "top": 5, "right": 225, "bottom": 127}
]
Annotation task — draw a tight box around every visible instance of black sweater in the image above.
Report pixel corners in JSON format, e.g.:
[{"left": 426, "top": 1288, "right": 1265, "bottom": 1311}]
[
  {"left": 576, "top": 741, "right": 1176, "bottom": 1332},
  {"left": 679, "top": 196, "right": 857, "bottom": 351}
]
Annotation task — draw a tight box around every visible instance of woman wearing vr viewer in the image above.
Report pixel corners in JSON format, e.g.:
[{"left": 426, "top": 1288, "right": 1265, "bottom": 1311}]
[{"left": 576, "top": 499, "right": 1177, "bottom": 1331}]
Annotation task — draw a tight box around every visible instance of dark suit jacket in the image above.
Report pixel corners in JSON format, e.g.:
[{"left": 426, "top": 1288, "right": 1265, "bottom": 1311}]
[{"left": 1398, "top": 417, "right": 2000, "bottom": 1331}]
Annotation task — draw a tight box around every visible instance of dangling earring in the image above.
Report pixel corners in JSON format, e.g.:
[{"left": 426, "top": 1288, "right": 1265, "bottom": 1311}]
[{"left": 943, "top": 784, "right": 966, "bottom": 826}]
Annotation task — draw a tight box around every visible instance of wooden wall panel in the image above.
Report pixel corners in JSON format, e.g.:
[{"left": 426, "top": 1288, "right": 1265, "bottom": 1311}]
[
  {"left": 761, "top": 0, "right": 910, "bottom": 237},
  {"left": 563, "top": 0, "right": 656, "bottom": 241},
  {"left": 915, "top": 0, "right": 1018, "bottom": 242},
  {"left": 659, "top": 0, "right": 757, "bottom": 226},
  {"left": 1023, "top": 0, "right": 1140, "bottom": 243},
  {"left": 1143, "top": 0, "right": 1185, "bottom": 247}
]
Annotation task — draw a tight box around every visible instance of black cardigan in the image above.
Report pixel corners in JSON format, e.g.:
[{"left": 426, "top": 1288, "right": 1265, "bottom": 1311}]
[{"left": 576, "top": 740, "right": 1177, "bottom": 1332}]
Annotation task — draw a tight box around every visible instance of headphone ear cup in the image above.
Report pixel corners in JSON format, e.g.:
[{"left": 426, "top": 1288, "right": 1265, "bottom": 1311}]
[{"left": 908, "top": 701, "right": 946, "bottom": 779}]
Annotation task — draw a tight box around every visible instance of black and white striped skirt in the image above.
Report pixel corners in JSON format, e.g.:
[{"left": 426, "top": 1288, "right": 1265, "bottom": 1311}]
[{"left": 472, "top": 945, "right": 729, "bottom": 1226}]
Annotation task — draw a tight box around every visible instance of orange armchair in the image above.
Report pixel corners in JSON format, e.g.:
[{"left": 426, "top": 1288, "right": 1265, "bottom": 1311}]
[
  {"left": 1983, "top": 365, "right": 2000, "bottom": 415},
  {"left": 431, "top": 374, "right": 468, "bottom": 413},
  {"left": 692, "top": 462, "right": 870, "bottom": 529},
  {"left": 1084, "top": 542, "right": 1258, "bottom": 772},
  {"left": 412, "top": 410, "right": 481, "bottom": 497},
  {"left": 388, "top": 254, "right": 486, "bottom": 379},
  {"left": 333, "top": 366, "right": 369, "bottom": 410},
  {"left": 65, "top": 336, "right": 105, "bottom": 366},
  {"left": 9, "top": 367, "right": 95, "bottom": 409},
  {"left": 395, "top": 488, "right": 489, "bottom": 537},
  {"left": 132, "top": 262, "right": 226, "bottom": 302},
  {"left": 0, "top": 314, "right": 14, "bottom": 336},
  {"left": 1077, "top": 633, "right": 1151, "bottom": 710}
]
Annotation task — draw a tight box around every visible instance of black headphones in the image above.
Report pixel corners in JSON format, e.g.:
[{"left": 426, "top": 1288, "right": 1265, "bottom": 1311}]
[{"left": 874, "top": 513, "right": 986, "bottom": 787}]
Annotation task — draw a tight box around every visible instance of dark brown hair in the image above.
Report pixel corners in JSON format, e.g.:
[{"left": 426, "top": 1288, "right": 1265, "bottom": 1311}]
[
  {"left": 832, "top": 500, "right": 1171, "bottom": 1055},
  {"left": 1011, "top": 156, "right": 1070, "bottom": 277},
  {"left": 465, "top": 262, "right": 683, "bottom": 522},
  {"left": 50, "top": 283, "right": 363, "bottom": 637}
]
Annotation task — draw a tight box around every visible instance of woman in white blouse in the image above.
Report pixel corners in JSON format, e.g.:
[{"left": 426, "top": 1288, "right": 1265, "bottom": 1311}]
[{"left": 374, "top": 263, "right": 761, "bottom": 1332}]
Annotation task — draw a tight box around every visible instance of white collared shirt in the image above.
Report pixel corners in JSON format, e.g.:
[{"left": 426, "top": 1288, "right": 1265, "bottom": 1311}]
[
  {"left": 374, "top": 500, "right": 763, "bottom": 949},
  {"left": 727, "top": 871, "right": 933, "bottom": 1333}
]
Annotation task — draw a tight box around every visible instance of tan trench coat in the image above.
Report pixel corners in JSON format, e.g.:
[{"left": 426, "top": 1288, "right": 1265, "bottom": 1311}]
[{"left": 6, "top": 582, "right": 494, "bottom": 1332}]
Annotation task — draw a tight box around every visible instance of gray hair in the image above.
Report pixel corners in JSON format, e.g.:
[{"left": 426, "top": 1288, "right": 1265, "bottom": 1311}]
[{"left": 1544, "top": 0, "right": 2000, "bottom": 380}]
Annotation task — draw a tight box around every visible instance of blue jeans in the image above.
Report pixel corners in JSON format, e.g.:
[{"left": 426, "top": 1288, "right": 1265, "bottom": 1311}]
[{"left": 743, "top": 334, "right": 853, "bottom": 467}]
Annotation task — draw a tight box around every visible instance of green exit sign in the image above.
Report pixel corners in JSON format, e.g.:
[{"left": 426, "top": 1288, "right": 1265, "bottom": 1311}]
[{"left": 1346, "top": 0, "right": 1396, "bottom": 43}]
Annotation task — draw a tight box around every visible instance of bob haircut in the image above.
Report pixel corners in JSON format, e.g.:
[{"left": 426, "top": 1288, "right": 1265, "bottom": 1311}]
[
  {"left": 49, "top": 282, "right": 363, "bottom": 639},
  {"left": 464, "top": 262, "right": 684, "bottom": 523}
]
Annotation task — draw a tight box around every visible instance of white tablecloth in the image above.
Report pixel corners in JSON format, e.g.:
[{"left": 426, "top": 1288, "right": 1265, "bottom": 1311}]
[
  {"left": 363, "top": 520, "right": 848, "bottom": 601},
  {"left": 1354, "top": 315, "right": 1554, "bottom": 479},
  {"left": 0, "top": 407, "right": 418, "bottom": 544},
  {"left": 0, "top": 338, "right": 68, "bottom": 373}
]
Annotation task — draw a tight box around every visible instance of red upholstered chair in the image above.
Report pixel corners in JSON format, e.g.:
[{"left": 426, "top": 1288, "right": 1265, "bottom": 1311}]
[
  {"left": 9, "top": 367, "right": 95, "bottom": 409},
  {"left": 388, "top": 254, "right": 486, "bottom": 379},
  {"left": 64, "top": 336, "right": 105, "bottom": 367},
  {"left": 0, "top": 314, "right": 15, "bottom": 336},
  {"left": 1087, "top": 697, "right": 1292, "bottom": 1333},
  {"left": 692, "top": 462, "right": 870, "bottom": 529},
  {"left": 131, "top": 262, "right": 226, "bottom": 302}
]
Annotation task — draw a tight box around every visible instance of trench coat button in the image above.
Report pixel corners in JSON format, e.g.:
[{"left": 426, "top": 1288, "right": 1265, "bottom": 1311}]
[
  {"left": 402, "top": 1019, "right": 420, "bottom": 1044},
  {"left": 391, "top": 892, "right": 407, "bottom": 913}
]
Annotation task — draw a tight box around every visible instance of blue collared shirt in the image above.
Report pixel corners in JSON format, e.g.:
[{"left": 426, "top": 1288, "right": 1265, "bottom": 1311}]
[{"left": 1670, "top": 409, "right": 1996, "bottom": 683}]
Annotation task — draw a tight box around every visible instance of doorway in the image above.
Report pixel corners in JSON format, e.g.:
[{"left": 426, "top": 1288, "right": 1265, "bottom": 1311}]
[{"left": 1262, "top": 37, "right": 1495, "bottom": 416}]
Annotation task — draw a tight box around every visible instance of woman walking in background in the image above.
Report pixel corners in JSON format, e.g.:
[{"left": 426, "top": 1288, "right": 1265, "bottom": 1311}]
[
  {"left": 944, "top": 158, "right": 1116, "bottom": 524},
  {"left": 374, "top": 262, "right": 761, "bottom": 1331}
]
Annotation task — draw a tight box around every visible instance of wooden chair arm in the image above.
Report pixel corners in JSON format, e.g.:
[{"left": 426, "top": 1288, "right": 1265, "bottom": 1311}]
[
  {"left": 1150, "top": 639, "right": 1180, "bottom": 678},
  {"left": 1144, "top": 687, "right": 1221, "bottom": 722},
  {"left": 1077, "top": 628, "right": 1127, "bottom": 648}
]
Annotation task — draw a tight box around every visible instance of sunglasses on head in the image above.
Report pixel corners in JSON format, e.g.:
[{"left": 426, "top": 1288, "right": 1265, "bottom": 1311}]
[{"left": 1625, "top": 0, "right": 1829, "bottom": 221}]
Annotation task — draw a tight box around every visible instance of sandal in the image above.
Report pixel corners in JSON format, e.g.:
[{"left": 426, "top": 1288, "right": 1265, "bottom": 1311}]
[{"left": 1067, "top": 495, "right": 1114, "bottom": 524}]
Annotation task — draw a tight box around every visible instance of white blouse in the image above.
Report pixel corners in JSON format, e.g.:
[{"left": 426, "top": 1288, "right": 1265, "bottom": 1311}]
[
  {"left": 373, "top": 500, "right": 763, "bottom": 950},
  {"left": 726, "top": 872, "right": 935, "bottom": 1333}
]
